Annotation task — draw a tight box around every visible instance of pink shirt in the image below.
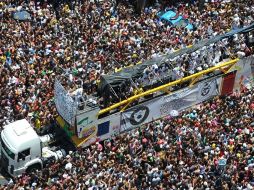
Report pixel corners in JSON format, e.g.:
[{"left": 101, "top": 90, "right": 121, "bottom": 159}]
[{"left": 97, "top": 144, "right": 103, "bottom": 151}]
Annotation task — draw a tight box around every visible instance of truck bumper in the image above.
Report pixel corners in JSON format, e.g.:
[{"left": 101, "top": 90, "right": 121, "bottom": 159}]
[{"left": 0, "top": 159, "right": 24, "bottom": 177}]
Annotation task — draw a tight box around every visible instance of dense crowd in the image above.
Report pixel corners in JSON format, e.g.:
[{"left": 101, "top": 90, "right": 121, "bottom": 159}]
[
  {"left": 1, "top": 0, "right": 254, "bottom": 128},
  {"left": 0, "top": 0, "right": 254, "bottom": 189},
  {"left": 3, "top": 83, "right": 254, "bottom": 189},
  {"left": 116, "top": 36, "right": 252, "bottom": 103}
]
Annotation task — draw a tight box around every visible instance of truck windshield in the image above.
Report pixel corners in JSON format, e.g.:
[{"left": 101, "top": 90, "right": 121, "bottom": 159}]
[{"left": 1, "top": 138, "right": 15, "bottom": 160}]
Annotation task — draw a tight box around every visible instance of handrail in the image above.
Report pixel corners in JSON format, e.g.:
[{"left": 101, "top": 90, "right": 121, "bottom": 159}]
[
  {"left": 115, "top": 45, "right": 193, "bottom": 73},
  {"left": 98, "top": 58, "right": 239, "bottom": 115}
]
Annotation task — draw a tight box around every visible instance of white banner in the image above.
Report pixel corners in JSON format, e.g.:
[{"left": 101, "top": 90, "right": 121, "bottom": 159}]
[
  {"left": 54, "top": 80, "right": 77, "bottom": 125},
  {"left": 121, "top": 77, "right": 221, "bottom": 132},
  {"left": 96, "top": 112, "right": 121, "bottom": 141},
  {"left": 76, "top": 108, "right": 99, "bottom": 138},
  {"left": 76, "top": 111, "right": 121, "bottom": 148},
  {"left": 232, "top": 56, "right": 254, "bottom": 91}
]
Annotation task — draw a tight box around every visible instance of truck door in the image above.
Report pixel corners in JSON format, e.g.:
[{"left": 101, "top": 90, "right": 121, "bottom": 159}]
[{"left": 17, "top": 148, "right": 31, "bottom": 170}]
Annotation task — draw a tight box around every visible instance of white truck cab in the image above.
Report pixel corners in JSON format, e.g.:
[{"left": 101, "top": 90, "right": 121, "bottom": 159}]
[{"left": 0, "top": 119, "right": 65, "bottom": 176}]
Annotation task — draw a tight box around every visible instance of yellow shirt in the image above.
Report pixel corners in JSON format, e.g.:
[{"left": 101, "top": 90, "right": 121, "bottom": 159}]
[
  {"left": 35, "top": 119, "right": 41, "bottom": 129},
  {"left": 228, "top": 144, "right": 234, "bottom": 153},
  {"left": 0, "top": 55, "right": 6, "bottom": 62},
  {"left": 63, "top": 5, "right": 70, "bottom": 13}
]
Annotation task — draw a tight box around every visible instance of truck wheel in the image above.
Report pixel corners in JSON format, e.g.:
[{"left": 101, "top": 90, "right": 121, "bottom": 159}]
[{"left": 26, "top": 164, "right": 41, "bottom": 174}]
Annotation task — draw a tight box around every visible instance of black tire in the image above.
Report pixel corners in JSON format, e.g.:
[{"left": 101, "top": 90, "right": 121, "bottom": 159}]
[{"left": 26, "top": 164, "right": 41, "bottom": 174}]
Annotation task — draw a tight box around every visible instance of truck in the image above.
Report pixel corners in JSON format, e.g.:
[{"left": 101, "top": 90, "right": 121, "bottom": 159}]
[
  {"left": 0, "top": 56, "right": 250, "bottom": 177},
  {"left": 1, "top": 27, "right": 253, "bottom": 176},
  {"left": 0, "top": 119, "right": 71, "bottom": 176}
]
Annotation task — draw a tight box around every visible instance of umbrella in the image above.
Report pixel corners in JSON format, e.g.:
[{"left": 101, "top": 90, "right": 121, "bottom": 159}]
[
  {"left": 170, "top": 110, "right": 179, "bottom": 117},
  {"left": 13, "top": 11, "right": 31, "bottom": 21}
]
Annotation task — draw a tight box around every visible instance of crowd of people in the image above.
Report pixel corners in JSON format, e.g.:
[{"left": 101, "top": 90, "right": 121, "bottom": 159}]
[
  {"left": 0, "top": 0, "right": 254, "bottom": 126},
  {"left": 105, "top": 32, "right": 254, "bottom": 108},
  {"left": 128, "top": 36, "right": 252, "bottom": 95},
  {"left": 0, "top": 0, "right": 254, "bottom": 189},
  {"left": 3, "top": 82, "right": 254, "bottom": 189}
]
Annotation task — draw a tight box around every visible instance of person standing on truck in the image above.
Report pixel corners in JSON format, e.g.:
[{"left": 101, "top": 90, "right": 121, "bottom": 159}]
[{"left": 35, "top": 117, "right": 41, "bottom": 133}]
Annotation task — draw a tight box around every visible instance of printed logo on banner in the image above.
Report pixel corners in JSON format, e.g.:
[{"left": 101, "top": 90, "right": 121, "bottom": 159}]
[
  {"left": 160, "top": 99, "right": 190, "bottom": 115},
  {"left": 76, "top": 108, "right": 99, "bottom": 138},
  {"left": 198, "top": 79, "right": 217, "bottom": 100},
  {"left": 233, "top": 58, "right": 254, "bottom": 92},
  {"left": 129, "top": 106, "right": 150, "bottom": 125},
  {"left": 200, "top": 82, "right": 212, "bottom": 96},
  {"left": 77, "top": 117, "right": 93, "bottom": 126},
  {"left": 80, "top": 126, "right": 97, "bottom": 139},
  {"left": 160, "top": 87, "right": 197, "bottom": 115},
  {"left": 164, "top": 88, "right": 191, "bottom": 103}
]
